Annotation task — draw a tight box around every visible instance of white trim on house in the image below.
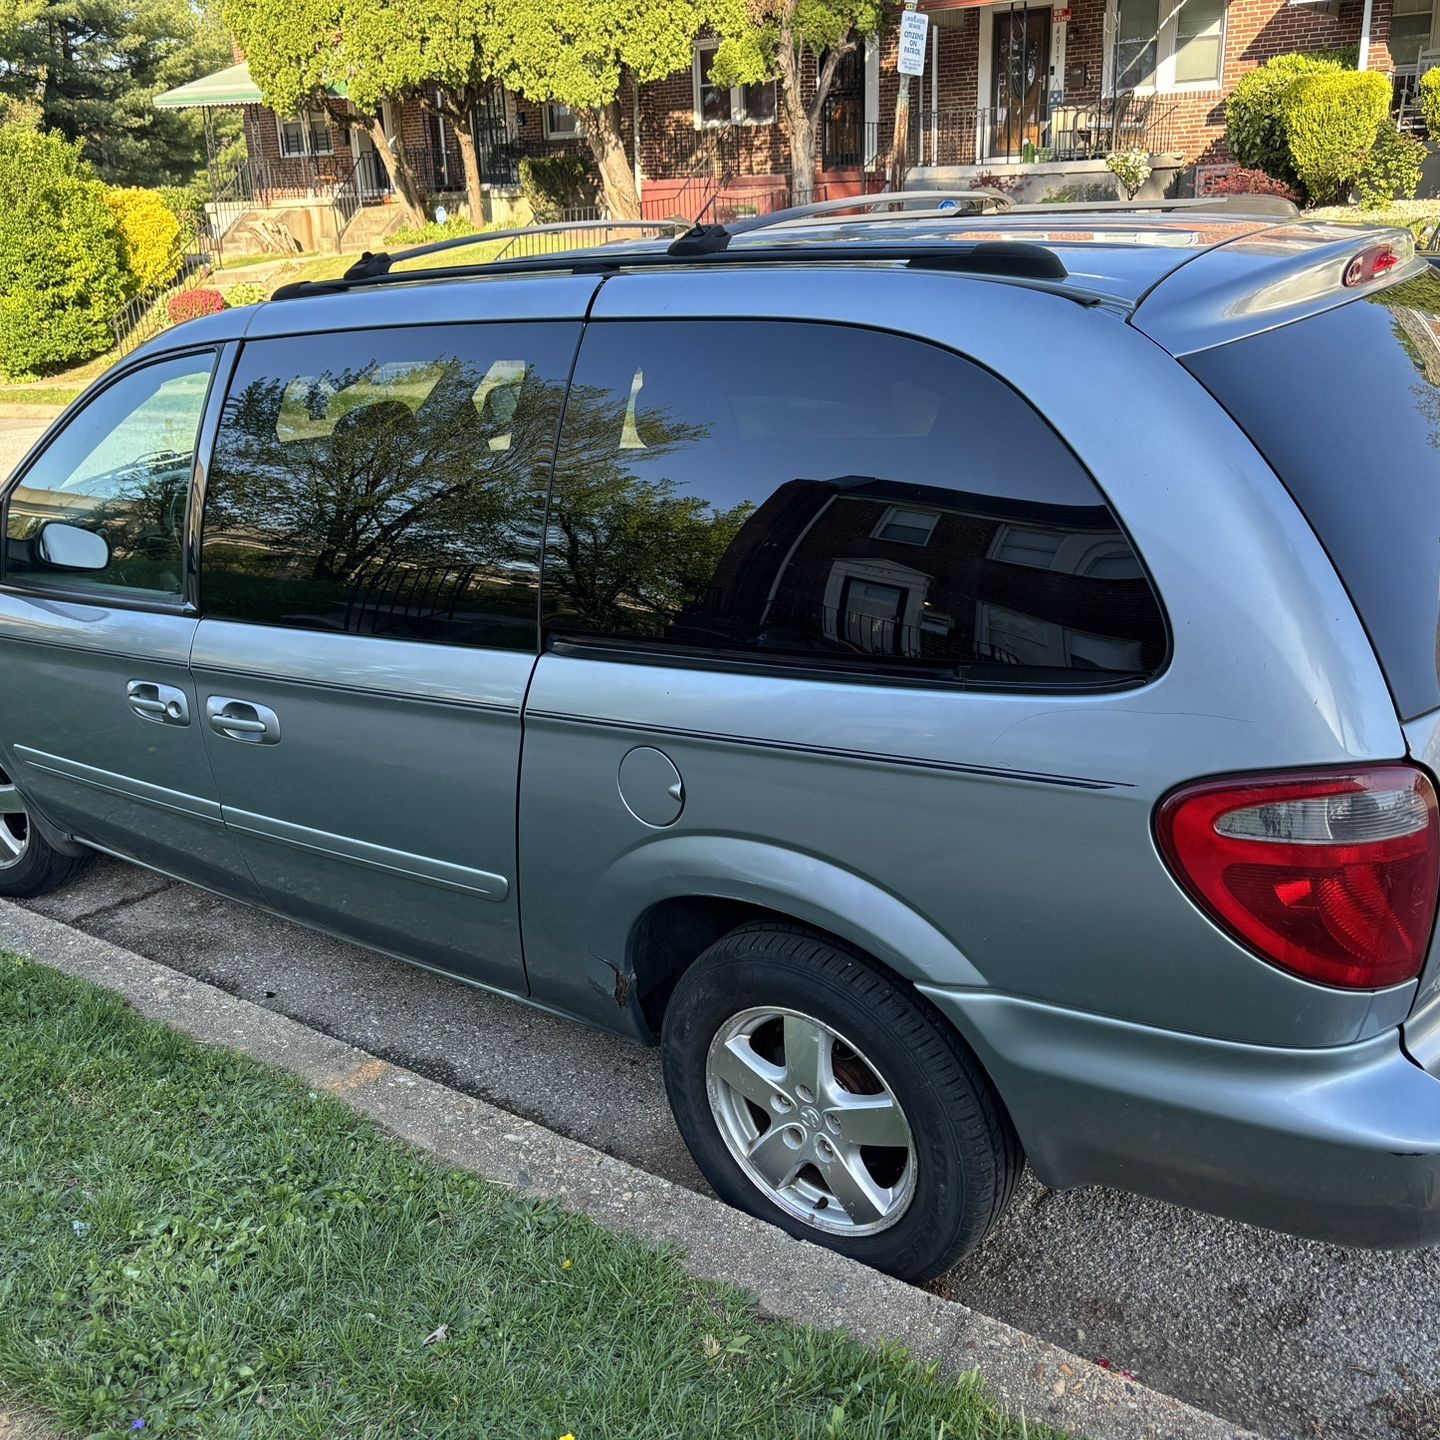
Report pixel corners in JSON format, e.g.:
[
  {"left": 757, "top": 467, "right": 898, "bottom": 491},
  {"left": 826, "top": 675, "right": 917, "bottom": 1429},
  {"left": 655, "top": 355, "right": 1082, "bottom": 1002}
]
[
  {"left": 544, "top": 102, "right": 579, "bottom": 140},
  {"left": 975, "top": 1, "right": 1062, "bottom": 160},
  {"left": 864, "top": 33, "right": 881, "bottom": 168},
  {"left": 691, "top": 38, "right": 778, "bottom": 127},
  {"left": 1101, "top": 0, "right": 1229, "bottom": 95},
  {"left": 276, "top": 109, "right": 334, "bottom": 158}
]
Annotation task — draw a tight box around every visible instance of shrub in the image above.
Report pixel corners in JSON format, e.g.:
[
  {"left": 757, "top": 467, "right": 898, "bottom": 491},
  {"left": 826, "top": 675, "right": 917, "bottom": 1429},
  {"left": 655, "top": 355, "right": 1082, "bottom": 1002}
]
[
  {"left": 1200, "top": 167, "right": 1301, "bottom": 203},
  {"left": 1105, "top": 147, "right": 1152, "bottom": 199},
  {"left": 105, "top": 186, "right": 184, "bottom": 293},
  {"left": 1420, "top": 68, "right": 1440, "bottom": 140},
  {"left": 167, "top": 288, "right": 226, "bottom": 324},
  {"left": 0, "top": 124, "right": 129, "bottom": 378},
  {"left": 518, "top": 154, "right": 596, "bottom": 221},
  {"left": 1225, "top": 52, "right": 1343, "bottom": 190},
  {"left": 1284, "top": 69, "right": 1392, "bottom": 204},
  {"left": 390, "top": 212, "right": 477, "bottom": 246},
  {"left": 222, "top": 281, "right": 268, "bottom": 307},
  {"left": 1355, "top": 120, "right": 1427, "bottom": 207}
]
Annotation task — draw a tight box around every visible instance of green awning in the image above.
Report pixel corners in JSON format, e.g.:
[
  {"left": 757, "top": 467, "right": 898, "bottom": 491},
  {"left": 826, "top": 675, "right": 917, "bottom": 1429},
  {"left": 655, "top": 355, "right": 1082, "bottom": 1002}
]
[{"left": 154, "top": 60, "right": 348, "bottom": 110}]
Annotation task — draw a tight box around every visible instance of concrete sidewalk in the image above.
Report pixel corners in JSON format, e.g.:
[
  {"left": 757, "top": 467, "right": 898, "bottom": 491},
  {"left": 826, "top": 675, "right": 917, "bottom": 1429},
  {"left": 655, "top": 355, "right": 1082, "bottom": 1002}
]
[{"left": 0, "top": 899, "right": 1257, "bottom": 1440}]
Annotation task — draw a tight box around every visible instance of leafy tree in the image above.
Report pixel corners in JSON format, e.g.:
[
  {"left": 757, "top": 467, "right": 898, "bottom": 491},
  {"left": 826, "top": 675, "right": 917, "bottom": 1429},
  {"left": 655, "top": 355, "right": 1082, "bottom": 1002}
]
[
  {"left": 0, "top": 0, "right": 232, "bottom": 184},
  {"left": 479, "top": 0, "right": 709, "bottom": 219},
  {"left": 224, "top": 0, "right": 427, "bottom": 223},
  {"left": 343, "top": 0, "right": 490, "bottom": 222},
  {"left": 709, "top": 0, "right": 884, "bottom": 205},
  {"left": 0, "top": 122, "right": 129, "bottom": 376}
]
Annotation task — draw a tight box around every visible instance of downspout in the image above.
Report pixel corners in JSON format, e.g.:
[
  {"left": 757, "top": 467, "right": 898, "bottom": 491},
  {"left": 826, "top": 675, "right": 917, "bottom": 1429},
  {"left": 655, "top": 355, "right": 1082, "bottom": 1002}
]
[
  {"left": 632, "top": 74, "right": 643, "bottom": 202},
  {"left": 1358, "top": 0, "right": 1373, "bottom": 70}
]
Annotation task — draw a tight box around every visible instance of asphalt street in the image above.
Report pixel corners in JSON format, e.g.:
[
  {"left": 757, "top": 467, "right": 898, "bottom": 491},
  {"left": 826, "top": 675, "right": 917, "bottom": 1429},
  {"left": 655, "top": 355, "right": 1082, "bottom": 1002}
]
[{"left": 6, "top": 418, "right": 1440, "bottom": 1439}]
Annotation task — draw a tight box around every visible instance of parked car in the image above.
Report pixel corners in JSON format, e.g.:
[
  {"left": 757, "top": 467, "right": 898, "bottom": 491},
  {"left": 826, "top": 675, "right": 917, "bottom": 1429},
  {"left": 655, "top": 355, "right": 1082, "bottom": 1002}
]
[{"left": 7, "top": 199, "right": 1440, "bottom": 1282}]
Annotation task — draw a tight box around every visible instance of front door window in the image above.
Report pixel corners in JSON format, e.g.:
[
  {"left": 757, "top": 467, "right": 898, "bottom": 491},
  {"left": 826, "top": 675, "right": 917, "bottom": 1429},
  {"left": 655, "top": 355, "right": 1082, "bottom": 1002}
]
[{"left": 991, "top": 9, "right": 1052, "bottom": 158}]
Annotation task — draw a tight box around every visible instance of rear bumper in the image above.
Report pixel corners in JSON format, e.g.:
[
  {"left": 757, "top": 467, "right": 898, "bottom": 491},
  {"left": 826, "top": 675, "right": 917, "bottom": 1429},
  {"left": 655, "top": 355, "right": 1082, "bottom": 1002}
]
[{"left": 921, "top": 986, "right": 1440, "bottom": 1248}]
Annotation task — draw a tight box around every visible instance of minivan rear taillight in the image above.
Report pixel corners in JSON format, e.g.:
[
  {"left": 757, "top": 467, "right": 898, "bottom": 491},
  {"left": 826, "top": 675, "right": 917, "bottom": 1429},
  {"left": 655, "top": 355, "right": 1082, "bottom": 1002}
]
[{"left": 1155, "top": 766, "right": 1440, "bottom": 989}]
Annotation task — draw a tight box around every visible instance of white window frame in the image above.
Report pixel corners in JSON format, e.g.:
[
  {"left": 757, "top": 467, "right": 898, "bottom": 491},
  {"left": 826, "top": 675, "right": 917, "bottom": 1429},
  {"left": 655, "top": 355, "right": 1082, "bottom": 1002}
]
[
  {"left": 544, "top": 103, "right": 580, "bottom": 140},
  {"left": 871, "top": 505, "right": 940, "bottom": 546},
  {"left": 1103, "top": 0, "right": 1227, "bottom": 95},
  {"left": 276, "top": 109, "right": 334, "bottom": 158},
  {"left": 692, "top": 39, "right": 778, "bottom": 128}
]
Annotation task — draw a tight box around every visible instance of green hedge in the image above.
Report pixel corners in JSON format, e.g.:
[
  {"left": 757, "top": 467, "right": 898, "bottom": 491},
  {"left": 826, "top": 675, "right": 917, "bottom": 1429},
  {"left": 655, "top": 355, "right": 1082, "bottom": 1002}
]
[
  {"left": 1284, "top": 69, "right": 1392, "bottom": 205},
  {"left": 1355, "top": 120, "right": 1427, "bottom": 208},
  {"left": 0, "top": 125, "right": 129, "bottom": 379},
  {"left": 1225, "top": 53, "right": 1342, "bottom": 192},
  {"left": 518, "top": 154, "right": 596, "bottom": 222}
]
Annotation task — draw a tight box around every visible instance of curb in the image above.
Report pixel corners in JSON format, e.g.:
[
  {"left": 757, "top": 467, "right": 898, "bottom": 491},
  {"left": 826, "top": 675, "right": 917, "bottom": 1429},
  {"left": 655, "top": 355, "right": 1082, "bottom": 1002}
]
[{"left": 0, "top": 900, "right": 1261, "bottom": 1440}]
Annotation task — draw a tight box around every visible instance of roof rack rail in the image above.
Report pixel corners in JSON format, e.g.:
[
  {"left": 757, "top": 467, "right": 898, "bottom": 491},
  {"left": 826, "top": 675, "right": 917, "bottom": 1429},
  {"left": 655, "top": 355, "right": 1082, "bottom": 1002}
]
[
  {"left": 668, "top": 189, "right": 1012, "bottom": 256},
  {"left": 269, "top": 238, "right": 1076, "bottom": 304},
  {"left": 1005, "top": 194, "right": 1301, "bottom": 219},
  {"left": 335, "top": 217, "right": 692, "bottom": 283}
]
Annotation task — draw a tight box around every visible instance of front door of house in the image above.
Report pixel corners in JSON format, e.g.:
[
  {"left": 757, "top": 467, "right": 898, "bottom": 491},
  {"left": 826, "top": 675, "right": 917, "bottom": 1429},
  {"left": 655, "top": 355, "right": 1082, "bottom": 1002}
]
[
  {"left": 822, "top": 50, "right": 865, "bottom": 169},
  {"left": 991, "top": 8, "right": 1052, "bottom": 158},
  {"left": 471, "top": 85, "right": 517, "bottom": 187},
  {"left": 350, "top": 112, "right": 392, "bottom": 197}
]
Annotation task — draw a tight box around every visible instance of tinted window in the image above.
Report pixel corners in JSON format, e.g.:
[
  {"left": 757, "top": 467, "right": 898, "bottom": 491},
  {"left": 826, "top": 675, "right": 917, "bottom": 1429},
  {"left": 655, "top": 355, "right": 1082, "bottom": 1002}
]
[
  {"left": 202, "top": 322, "right": 576, "bottom": 650},
  {"left": 1185, "top": 272, "right": 1440, "bottom": 720},
  {"left": 543, "top": 320, "right": 1164, "bottom": 685},
  {"left": 3, "top": 352, "right": 213, "bottom": 600}
]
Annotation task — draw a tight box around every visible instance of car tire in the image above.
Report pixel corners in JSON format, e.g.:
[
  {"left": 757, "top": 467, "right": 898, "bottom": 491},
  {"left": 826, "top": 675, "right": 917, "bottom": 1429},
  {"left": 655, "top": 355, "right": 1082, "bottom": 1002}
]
[
  {"left": 0, "top": 761, "right": 90, "bottom": 899},
  {"left": 662, "top": 921, "right": 1021, "bottom": 1282}
]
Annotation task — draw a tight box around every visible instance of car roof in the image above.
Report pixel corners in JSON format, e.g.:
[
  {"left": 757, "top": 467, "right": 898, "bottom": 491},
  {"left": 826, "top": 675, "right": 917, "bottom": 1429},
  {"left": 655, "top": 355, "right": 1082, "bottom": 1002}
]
[{"left": 138, "top": 205, "right": 1426, "bottom": 363}]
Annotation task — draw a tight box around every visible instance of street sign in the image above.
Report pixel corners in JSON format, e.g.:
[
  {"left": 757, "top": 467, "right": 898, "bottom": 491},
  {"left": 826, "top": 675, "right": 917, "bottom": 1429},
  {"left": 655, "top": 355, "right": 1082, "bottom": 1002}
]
[{"left": 898, "top": 9, "right": 930, "bottom": 76}]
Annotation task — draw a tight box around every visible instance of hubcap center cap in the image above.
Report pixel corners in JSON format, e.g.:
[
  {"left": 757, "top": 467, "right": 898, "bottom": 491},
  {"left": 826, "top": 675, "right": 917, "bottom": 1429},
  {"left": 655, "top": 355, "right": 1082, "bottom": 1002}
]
[{"left": 798, "top": 1104, "right": 822, "bottom": 1131}]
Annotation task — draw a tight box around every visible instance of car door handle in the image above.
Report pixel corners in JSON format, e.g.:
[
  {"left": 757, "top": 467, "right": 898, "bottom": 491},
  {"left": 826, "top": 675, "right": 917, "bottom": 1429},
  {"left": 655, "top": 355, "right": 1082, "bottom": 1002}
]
[
  {"left": 127, "top": 680, "right": 189, "bottom": 726},
  {"left": 206, "top": 696, "right": 281, "bottom": 745}
]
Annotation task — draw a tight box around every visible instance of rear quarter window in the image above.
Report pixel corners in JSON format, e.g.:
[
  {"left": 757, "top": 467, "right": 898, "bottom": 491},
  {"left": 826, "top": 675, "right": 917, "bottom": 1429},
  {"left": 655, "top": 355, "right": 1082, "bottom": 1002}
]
[{"left": 1184, "top": 270, "right": 1440, "bottom": 720}]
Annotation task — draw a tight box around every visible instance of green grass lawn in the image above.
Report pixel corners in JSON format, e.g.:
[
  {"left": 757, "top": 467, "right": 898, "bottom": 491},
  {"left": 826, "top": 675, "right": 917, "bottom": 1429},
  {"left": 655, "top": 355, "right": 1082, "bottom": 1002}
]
[{"left": 0, "top": 959, "right": 1062, "bottom": 1440}]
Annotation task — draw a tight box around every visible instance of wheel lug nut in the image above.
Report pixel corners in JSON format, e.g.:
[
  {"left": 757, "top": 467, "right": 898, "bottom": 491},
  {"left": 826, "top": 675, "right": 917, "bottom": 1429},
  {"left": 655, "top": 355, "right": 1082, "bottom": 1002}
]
[
  {"left": 796, "top": 1084, "right": 816, "bottom": 1103},
  {"left": 782, "top": 1125, "right": 804, "bottom": 1149},
  {"left": 825, "top": 1114, "right": 841, "bottom": 1134},
  {"left": 772, "top": 1093, "right": 793, "bottom": 1114}
]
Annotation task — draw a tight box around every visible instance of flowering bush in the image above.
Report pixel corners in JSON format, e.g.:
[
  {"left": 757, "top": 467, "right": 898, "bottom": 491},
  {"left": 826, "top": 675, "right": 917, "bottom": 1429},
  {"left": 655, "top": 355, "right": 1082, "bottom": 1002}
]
[
  {"left": 104, "top": 187, "right": 184, "bottom": 292},
  {"left": 1200, "top": 167, "right": 1301, "bottom": 203},
  {"left": 1105, "top": 147, "right": 1152, "bottom": 200},
  {"left": 167, "top": 288, "right": 225, "bottom": 324}
]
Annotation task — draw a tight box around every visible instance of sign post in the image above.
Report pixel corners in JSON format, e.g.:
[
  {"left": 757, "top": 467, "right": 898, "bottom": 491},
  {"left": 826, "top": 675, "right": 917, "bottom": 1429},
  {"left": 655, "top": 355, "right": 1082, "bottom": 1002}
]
[{"left": 887, "top": 0, "right": 926, "bottom": 190}]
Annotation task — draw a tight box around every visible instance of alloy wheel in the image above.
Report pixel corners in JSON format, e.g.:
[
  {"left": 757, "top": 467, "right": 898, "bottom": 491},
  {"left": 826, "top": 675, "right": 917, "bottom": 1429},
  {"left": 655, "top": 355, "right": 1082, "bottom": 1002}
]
[
  {"left": 705, "top": 1005, "right": 915, "bottom": 1235},
  {"left": 0, "top": 762, "right": 29, "bottom": 869}
]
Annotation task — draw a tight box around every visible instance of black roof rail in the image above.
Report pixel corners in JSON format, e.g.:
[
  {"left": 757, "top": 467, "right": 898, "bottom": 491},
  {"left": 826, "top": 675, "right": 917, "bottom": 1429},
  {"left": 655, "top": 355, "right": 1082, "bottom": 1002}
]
[
  {"left": 332, "top": 217, "right": 692, "bottom": 283},
  {"left": 268, "top": 239, "right": 1075, "bottom": 304},
  {"left": 667, "top": 188, "right": 1013, "bottom": 256}
]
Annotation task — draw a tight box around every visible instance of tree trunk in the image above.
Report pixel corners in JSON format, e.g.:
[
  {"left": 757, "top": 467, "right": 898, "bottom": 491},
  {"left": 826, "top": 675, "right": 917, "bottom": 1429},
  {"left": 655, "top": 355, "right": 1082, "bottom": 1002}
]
[
  {"left": 583, "top": 99, "right": 640, "bottom": 219},
  {"left": 364, "top": 112, "right": 424, "bottom": 226},
  {"left": 452, "top": 120, "right": 484, "bottom": 224},
  {"left": 777, "top": 46, "right": 816, "bottom": 206},
  {"left": 887, "top": 74, "right": 912, "bottom": 193}
]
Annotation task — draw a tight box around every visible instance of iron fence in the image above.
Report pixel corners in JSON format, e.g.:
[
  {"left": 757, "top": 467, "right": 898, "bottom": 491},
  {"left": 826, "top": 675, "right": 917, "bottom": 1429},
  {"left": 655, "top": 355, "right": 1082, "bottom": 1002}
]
[{"left": 110, "top": 259, "right": 208, "bottom": 359}]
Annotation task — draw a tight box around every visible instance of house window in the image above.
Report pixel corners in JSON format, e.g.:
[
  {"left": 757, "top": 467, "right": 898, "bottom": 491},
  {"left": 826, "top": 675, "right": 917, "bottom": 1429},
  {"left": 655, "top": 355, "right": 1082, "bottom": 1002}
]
[
  {"left": 544, "top": 103, "right": 580, "bottom": 139},
  {"left": 873, "top": 506, "right": 940, "bottom": 546},
  {"left": 693, "top": 40, "right": 777, "bottom": 126},
  {"left": 1110, "top": 0, "right": 1226, "bottom": 92},
  {"left": 1391, "top": 0, "right": 1435, "bottom": 67},
  {"left": 277, "top": 110, "right": 333, "bottom": 158}
]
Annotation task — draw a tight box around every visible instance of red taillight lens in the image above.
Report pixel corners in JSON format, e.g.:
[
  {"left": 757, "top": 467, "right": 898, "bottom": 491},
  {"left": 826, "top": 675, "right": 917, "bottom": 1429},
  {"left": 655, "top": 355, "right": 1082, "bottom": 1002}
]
[{"left": 1155, "top": 766, "right": 1440, "bottom": 989}]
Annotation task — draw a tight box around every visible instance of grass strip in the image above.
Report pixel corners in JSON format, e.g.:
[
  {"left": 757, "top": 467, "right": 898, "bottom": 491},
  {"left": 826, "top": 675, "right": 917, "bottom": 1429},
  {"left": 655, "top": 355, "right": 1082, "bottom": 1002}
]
[{"left": 0, "top": 958, "right": 1062, "bottom": 1440}]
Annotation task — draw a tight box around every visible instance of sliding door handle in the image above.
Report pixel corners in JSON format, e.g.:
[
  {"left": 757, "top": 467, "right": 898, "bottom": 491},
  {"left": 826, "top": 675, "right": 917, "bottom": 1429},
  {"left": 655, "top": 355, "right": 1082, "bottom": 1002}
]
[{"left": 206, "top": 697, "right": 281, "bottom": 745}]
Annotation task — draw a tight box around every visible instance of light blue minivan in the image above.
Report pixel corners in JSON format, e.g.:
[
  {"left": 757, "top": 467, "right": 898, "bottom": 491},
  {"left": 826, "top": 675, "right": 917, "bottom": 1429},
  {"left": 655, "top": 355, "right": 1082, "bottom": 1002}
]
[{"left": 6, "top": 197, "right": 1440, "bottom": 1280}]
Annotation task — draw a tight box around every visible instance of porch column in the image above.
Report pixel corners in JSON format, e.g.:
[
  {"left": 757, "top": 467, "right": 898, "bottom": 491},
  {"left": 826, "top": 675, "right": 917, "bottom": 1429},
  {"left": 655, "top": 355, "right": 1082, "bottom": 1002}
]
[{"left": 1359, "top": 0, "right": 1374, "bottom": 68}]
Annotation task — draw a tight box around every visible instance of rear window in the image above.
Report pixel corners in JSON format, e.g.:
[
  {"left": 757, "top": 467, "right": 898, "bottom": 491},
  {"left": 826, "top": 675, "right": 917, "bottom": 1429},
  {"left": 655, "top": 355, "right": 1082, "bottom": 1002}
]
[{"left": 1184, "top": 270, "right": 1440, "bottom": 720}]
